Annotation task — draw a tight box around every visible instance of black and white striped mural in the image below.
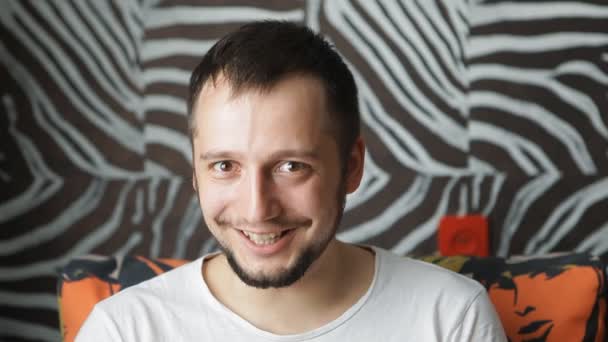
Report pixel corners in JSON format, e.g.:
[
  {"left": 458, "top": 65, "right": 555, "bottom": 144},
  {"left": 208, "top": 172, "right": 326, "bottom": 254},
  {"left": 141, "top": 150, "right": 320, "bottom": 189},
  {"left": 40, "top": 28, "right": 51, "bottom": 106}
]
[{"left": 1, "top": 0, "right": 607, "bottom": 340}]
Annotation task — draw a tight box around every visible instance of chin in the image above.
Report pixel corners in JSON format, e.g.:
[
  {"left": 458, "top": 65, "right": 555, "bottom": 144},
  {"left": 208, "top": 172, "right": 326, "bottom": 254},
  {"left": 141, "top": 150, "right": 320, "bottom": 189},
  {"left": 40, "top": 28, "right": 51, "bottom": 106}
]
[{"left": 225, "top": 245, "right": 319, "bottom": 289}]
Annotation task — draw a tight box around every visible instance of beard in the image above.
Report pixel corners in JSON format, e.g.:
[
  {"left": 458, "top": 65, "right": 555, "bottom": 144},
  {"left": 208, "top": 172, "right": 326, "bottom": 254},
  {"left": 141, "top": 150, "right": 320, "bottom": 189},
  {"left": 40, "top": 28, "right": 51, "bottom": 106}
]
[
  {"left": 213, "top": 179, "right": 347, "bottom": 289},
  {"left": 223, "top": 241, "right": 319, "bottom": 289}
]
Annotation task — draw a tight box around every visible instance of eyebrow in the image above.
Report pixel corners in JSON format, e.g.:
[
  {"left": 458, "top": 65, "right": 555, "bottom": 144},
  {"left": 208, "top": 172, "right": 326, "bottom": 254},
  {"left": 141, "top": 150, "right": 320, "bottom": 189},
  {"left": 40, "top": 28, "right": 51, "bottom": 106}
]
[{"left": 199, "top": 149, "right": 320, "bottom": 161}]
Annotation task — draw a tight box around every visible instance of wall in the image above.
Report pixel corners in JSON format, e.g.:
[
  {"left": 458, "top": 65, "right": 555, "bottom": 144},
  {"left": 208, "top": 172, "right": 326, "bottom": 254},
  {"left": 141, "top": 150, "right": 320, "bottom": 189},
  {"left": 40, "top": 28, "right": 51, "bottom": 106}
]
[{"left": 1, "top": 0, "right": 607, "bottom": 340}]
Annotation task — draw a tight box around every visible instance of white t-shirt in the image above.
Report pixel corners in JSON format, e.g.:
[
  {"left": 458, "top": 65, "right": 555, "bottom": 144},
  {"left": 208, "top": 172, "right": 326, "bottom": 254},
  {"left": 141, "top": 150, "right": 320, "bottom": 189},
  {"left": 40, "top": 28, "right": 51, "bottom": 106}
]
[{"left": 76, "top": 247, "right": 507, "bottom": 341}]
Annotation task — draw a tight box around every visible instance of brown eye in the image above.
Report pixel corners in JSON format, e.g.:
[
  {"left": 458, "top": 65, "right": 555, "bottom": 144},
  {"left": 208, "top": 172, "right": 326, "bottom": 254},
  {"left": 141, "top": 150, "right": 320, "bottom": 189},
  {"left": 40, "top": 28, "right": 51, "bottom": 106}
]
[
  {"left": 278, "top": 161, "right": 306, "bottom": 173},
  {"left": 213, "top": 161, "right": 233, "bottom": 172}
]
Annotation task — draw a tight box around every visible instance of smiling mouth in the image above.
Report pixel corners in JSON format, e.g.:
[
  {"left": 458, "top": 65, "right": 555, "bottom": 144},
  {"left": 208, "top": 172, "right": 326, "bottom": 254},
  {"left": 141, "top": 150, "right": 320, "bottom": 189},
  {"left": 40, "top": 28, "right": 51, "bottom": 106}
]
[{"left": 240, "top": 229, "right": 295, "bottom": 246}]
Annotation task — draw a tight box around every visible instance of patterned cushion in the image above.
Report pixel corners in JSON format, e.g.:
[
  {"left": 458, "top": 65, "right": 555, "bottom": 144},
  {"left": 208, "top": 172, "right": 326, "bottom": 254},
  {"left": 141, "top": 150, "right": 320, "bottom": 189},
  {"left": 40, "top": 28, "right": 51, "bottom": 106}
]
[
  {"left": 420, "top": 253, "right": 606, "bottom": 342},
  {"left": 58, "top": 253, "right": 606, "bottom": 342}
]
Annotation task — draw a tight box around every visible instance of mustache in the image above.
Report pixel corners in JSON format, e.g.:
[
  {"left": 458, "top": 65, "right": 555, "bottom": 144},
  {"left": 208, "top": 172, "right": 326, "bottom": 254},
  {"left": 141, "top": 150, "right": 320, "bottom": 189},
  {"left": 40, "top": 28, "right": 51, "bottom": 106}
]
[{"left": 215, "top": 214, "right": 312, "bottom": 230}]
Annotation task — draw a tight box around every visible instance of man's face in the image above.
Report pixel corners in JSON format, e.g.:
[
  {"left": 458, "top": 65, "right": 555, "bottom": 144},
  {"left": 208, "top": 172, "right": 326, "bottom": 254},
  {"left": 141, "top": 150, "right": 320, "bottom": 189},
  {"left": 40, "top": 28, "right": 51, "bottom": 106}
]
[{"left": 191, "top": 75, "right": 358, "bottom": 289}]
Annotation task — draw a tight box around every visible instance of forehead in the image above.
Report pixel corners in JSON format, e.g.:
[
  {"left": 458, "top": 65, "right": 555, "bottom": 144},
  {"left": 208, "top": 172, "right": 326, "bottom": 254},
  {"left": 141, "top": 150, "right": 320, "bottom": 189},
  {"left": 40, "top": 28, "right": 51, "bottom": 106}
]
[
  {"left": 195, "top": 73, "right": 329, "bottom": 116},
  {"left": 191, "top": 74, "right": 336, "bottom": 158}
]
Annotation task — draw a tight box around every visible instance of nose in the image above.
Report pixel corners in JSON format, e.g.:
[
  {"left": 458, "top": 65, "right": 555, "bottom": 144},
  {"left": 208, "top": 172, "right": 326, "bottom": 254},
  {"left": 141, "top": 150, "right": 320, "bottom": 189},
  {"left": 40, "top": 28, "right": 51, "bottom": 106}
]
[{"left": 240, "top": 169, "right": 280, "bottom": 224}]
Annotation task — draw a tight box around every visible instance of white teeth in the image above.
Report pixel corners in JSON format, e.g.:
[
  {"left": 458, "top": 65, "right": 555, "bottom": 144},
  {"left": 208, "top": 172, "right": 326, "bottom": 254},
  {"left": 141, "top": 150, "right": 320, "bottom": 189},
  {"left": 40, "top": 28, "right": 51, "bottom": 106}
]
[{"left": 242, "top": 231, "right": 282, "bottom": 245}]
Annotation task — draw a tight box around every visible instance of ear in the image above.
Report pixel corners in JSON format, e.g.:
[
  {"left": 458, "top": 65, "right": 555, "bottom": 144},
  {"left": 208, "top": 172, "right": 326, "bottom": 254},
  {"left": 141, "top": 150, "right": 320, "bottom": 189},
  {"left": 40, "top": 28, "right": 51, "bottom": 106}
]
[
  {"left": 345, "top": 136, "right": 365, "bottom": 194},
  {"left": 192, "top": 171, "right": 198, "bottom": 193},
  {"left": 191, "top": 144, "right": 198, "bottom": 193}
]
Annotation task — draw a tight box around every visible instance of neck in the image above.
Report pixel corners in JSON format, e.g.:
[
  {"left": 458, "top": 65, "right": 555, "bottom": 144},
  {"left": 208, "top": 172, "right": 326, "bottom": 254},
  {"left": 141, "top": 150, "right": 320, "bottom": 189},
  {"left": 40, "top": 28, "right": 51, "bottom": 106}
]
[
  {"left": 233, "top": 240, "right": 347, "bottom": 305},
  {"left": 203, "top": 240, "right": 375, "bottom": 334}
]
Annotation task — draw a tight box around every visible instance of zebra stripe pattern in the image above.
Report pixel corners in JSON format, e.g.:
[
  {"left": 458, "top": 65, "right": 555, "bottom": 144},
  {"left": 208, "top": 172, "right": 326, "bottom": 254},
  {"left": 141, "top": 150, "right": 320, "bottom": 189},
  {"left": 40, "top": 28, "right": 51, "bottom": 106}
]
[{"left": 1, "top": 0, "right": 607, "bottom": 340}]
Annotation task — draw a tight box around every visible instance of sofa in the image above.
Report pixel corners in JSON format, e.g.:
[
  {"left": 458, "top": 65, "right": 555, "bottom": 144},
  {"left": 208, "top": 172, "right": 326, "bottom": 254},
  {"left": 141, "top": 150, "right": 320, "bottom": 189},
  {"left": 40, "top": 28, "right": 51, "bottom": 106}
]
[{"left": 58, "top": 252, "right": 607, "bottom": 342}]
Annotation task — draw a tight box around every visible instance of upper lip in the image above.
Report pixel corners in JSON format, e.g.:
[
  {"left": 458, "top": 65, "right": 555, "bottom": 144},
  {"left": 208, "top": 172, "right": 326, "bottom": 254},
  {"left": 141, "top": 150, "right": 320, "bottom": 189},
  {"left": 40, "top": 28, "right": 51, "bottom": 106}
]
[{"left": 237, "top": 228, "right": 295, "bottom": 234}]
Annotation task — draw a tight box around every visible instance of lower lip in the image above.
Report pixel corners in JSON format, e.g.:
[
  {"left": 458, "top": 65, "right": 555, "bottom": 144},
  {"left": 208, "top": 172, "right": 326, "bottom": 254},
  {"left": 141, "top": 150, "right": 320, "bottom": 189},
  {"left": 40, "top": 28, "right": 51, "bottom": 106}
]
[{"left": 238, "top": 229, "right": 297, "bottom": 256}]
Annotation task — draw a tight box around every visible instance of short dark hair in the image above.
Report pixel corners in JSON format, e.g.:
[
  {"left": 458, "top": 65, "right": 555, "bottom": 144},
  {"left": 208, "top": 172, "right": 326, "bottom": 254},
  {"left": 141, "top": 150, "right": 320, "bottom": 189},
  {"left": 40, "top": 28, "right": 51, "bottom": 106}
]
[{"left": 187, "top": 20, "right": 360, "bottom": 163}]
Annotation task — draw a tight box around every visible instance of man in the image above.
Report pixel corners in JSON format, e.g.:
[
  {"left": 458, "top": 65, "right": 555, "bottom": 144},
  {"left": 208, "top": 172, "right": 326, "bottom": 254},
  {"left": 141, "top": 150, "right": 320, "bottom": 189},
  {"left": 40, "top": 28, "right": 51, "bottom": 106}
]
[{"left": 77, "top": 21, "right": 507, "bottom": 341}]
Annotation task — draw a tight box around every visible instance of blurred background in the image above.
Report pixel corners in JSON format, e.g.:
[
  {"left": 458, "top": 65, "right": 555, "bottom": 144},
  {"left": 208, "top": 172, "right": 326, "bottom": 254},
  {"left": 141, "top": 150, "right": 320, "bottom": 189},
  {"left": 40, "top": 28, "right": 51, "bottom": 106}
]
[{"left": 1, "top": 0, "right": 607, "bottom": 340}]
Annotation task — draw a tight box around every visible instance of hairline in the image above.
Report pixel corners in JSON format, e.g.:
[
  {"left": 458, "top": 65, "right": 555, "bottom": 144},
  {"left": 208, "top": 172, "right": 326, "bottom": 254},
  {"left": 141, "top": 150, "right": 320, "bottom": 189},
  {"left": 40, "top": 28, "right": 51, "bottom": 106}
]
[{"left": 189, "top": 71, "right": 342, "bottom": 143}]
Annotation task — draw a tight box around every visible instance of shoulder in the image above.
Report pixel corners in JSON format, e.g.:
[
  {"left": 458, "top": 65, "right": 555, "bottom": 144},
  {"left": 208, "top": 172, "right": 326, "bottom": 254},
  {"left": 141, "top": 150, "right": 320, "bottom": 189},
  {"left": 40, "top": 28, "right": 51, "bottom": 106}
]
[
  {"left": 94, "top": 256, "right": 204, "bottom": 315},
  {"left": 77, "top": 257, "right": 208, "bottom": 340},
  {"left": 374, "top": 247, "right": 484, "bottom": 296},
  {"left": 369, "top": 247, "right": 507, "bottom": 340},
  {"left": 371, "top": 247, "right": 486, "bottom": 320}
]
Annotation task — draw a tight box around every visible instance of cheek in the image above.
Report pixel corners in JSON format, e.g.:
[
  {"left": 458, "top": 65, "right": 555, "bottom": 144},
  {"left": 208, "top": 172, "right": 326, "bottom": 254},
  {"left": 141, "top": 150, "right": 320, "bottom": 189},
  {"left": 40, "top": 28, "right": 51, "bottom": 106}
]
[
  {"left": 281, "top": 176, "right": 340, "bottom": 219},
  {"left": 197, "top": 181, "right": 231, "bottom": 222}
]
